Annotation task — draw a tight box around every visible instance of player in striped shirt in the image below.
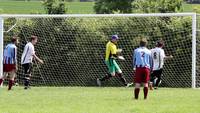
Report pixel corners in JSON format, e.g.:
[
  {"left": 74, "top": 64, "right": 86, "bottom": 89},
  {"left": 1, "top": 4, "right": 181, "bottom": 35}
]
[
  {"left": 0, "top": 37, "right": 19, "bottom": 90},
  {"left": 149, "top": 40, "right": 173, "bottom": 90},
  {"left": 133, "top": 38, "right": 153, "bottom": 99},
  {"left": 21, "top": 36, "right": 44, "bottom": 89}
]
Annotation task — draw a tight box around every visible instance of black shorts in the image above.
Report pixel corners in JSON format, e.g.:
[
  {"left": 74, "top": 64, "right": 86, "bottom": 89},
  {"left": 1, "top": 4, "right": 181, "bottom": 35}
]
[
  {"left": 22, "top": 63, "right": 33, "bottom": 75},
  {"left": 150, "top": 69, "right": 163, "bottom": 82}
]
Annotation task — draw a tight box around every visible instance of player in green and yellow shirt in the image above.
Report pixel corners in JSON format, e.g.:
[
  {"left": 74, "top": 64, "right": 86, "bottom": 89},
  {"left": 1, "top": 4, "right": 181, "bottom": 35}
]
[{"left": 97, "top": 35, "right": 130, "bottom": 87}]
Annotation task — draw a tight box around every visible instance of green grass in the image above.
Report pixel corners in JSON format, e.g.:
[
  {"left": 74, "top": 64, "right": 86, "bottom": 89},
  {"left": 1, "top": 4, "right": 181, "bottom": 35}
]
[
  {"left": 0, "top": 87, "right": 200, "bottom": 113},
  {"left": 182, "top": 3, "right": 200, "bottom": 12},
  {"left": 0, "top": 1, "right": 200, "bottom": 14},
  {"left": 66, "top": 2, "right": 94, "bottom": 14},
  {"left": 0, "top": 1, "right": 45, "bottom": 14},
  {"left": 0, "top": 1, "right": 94, "bottom": 14}
]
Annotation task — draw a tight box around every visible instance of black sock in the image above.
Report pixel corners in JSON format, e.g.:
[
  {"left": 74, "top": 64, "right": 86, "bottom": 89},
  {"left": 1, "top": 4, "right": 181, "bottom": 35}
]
[
  {"left": 155, "top": 77, "right": 161, "bottom": 87},
  {"left": 120, "top": 77, "right": 127, "bottom": 86},
  {"left": 144, "top": 87, "right": 148, "bottom": 99},
  {"left": 118, "top": 73, "right": 127, "bottom": 86},
  {"left": 24, "top": 78, "right": 30, "bottom": 87},
  {"left": 100, "top": 74, "right": 112, "bottom": 81},
  {"left": 134, "top": 88, "right": 140, "bottom": 99}
]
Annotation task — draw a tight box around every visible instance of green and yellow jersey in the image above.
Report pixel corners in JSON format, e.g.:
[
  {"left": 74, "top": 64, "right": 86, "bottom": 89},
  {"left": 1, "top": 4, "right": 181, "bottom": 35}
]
[
  {"left": 105, "top": 41, "right": 117, "bottom": 61},
  {"left": 105, "top": 41, "right": 122, "bottom": 73}
]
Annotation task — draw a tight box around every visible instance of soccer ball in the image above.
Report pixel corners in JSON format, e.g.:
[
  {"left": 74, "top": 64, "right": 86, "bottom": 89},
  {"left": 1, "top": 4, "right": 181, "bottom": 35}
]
[{"left": 15, "top": 82, "right": 19, "bottom": 86}]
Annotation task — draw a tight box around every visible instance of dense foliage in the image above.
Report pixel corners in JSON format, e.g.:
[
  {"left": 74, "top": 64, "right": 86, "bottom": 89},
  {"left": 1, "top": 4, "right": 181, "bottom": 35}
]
[
  {"left": 133, "top": 0, "right": 183, "bottom": 13},
  {"left": 43, "top": 0, "right": 67, "bottom": 14},
  {"left": 94, "top": 0, "right": 183, "bottom": 14},
  {"left": 94, "top": 0, "right": 134, "bottom": 14}
]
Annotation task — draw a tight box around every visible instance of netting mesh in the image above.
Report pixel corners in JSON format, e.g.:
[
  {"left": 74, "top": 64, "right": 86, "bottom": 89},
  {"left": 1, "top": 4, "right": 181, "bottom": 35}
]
[
  {"left": 196, "top": 15, "right": 200, "bottom": 88},
  {"left": 2, "top": 15, "right": 195, "bottom": 87}
]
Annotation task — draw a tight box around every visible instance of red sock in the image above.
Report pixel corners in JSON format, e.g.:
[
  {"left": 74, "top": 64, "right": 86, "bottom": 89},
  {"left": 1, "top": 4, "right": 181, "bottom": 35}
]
[
  {"left": 0, "top": 79, "right": 3, "bottom": 85},
  {"left": 8, "top": 80, "right": 14, "bottom": 90},
  {"left": 134, "top": 88, "right": 140, "bottom": 99},
  {"left": 144, "top": 87, "right": 148, "bottom": 99}
]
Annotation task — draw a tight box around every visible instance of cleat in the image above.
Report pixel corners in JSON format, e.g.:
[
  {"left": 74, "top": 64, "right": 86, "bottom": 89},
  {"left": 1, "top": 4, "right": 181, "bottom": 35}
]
[
  {"left": 154, "top": 87, "right": 158, "bottom": 90},
  {"left": 24, "top": 86, "right": 31, "bottom": 90},
  {"left": 126, "top": 83, "right": 133, "bottom": 87},
  {"left": 24, "top": 87, "right": 28, "bottom": 90}
]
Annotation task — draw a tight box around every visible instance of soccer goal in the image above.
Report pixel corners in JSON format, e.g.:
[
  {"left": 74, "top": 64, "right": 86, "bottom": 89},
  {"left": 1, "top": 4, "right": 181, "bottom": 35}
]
[{"left": 0, "top": 13, "right": 198, "bottom": 88}]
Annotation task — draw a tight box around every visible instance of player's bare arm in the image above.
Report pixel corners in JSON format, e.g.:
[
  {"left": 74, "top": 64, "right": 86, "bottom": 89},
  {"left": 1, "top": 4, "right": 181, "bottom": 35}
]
[
  {"left": 165, "top": 55, "right": 173, "bottom": 59},
  {"left": 33, "top": 54, "right": 44, "bottom": 64}
]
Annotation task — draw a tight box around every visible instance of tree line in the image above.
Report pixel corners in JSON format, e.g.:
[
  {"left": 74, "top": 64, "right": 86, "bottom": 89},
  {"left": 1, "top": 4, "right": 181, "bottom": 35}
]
[{"left": 42, "top": 0, "right": 183, "bottom": 14}]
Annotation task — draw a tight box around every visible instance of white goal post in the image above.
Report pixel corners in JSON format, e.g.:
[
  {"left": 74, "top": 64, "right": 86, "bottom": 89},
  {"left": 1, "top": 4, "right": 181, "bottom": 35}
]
[{"left": 0, "top": 13, "right": 197, "bottom": 88}]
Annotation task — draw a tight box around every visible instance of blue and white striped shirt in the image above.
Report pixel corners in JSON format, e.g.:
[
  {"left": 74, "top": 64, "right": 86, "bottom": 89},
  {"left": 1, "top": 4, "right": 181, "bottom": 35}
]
[
  {"left": 133, "top": 47, "right": 153, "bottom": 69},
  {"left": 3, "top": 43, "right": 17, "bottom": 64}
]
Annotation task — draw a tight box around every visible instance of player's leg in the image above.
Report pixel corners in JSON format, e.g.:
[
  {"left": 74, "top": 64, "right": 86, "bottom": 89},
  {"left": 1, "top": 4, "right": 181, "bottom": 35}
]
[
  {"left": 116, "top": 72, "right": 128, "bottom": 86},
  {"left": 8, "top": 71, "right": 16, "bottom": 90},
  {"left": 8, "top": 64, "right": 17, "bottom": 90},
  {"left": 134, "top": 68, "right": 142, "bottom": 99},
  {"left": 0, "top": 64, "right": 9, "bottom": 86},
  {"left": 97, "top": 59, "right": 115, "bottom": 86},
  {"left": 98, "top": 72, "right": 112, "bottom": 81},
  {"left": 104, "top": 59, "right": 116, "bottom": 79},
  {"left": 143, "top": 68, "right": 150, "bottom": 99},
  {"left": 134, "top": 83, "right": 141, "bottom": 99},
  {"left": 113, "top": 60, "right": 128, "bottom": 86},
  {"left": 143, "top": 82, "right": 148, "bottom": 99},
  {"left": 149, "top": 71, "right": 156, "bottom": 90},
  {"left": 154, "top": 69, "right": 163, "bottom": 89},
  {"left": 14, "top": 77, "right": 19, "bottom": 86},
  {"left": 0, "top": 72, "right": 8, "bottom": 86},
  {"left": 116, "top": 72, "right": 129, "bottom": 86},
  {"left": 23, "top": 63, "right": 32, "bottom": 89}
]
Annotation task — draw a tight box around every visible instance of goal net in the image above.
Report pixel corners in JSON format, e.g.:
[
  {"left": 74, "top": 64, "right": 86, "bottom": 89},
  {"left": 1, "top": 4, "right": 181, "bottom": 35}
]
[{"left": 0, "top": 13, "right": 198, "bottom": 88}]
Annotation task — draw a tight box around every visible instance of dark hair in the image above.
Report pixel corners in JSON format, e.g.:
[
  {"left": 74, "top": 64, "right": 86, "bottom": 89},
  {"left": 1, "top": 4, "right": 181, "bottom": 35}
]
[
  {"left": 11, "top": 36, "right": 18, "bottom": 43},
  {"left": 156, "top": 40, "right": 164, "bottom": 47},
  {"left": 140, "top": 38, "right": 147, "bottom": 47},
  {"left": 30, "top": 35, "right": 38, "bottom": 41}
]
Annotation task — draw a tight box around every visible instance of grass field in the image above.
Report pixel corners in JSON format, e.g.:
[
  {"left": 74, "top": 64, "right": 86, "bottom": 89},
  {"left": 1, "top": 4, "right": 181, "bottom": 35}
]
[
  {"left": 0, "top": 87, "right": 200, "bottom": 113},
  {"left": 0, "top": 1, "right": 94, "bottom": 14},
  {"left": 182, "top": 3, "right": 200, "bottom": 12},
  {"left": 0, "top": 1, "right": 200, "bottom": 14}
]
